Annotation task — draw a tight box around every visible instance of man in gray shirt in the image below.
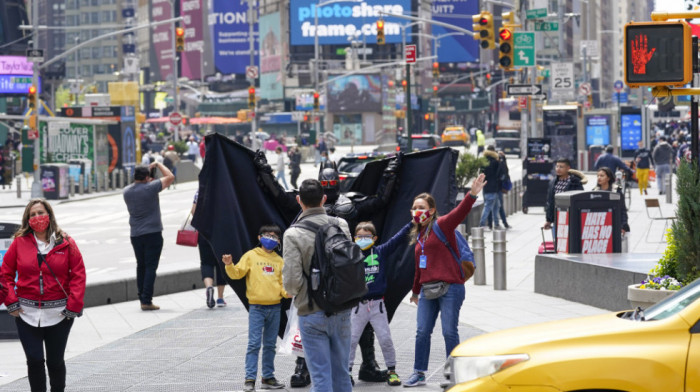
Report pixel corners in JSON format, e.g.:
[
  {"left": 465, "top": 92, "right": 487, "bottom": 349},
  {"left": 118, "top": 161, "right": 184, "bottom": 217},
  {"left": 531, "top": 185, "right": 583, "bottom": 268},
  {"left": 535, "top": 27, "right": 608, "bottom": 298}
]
[{"left": 123, "top": 162, "right": 174, "bottom": 310}]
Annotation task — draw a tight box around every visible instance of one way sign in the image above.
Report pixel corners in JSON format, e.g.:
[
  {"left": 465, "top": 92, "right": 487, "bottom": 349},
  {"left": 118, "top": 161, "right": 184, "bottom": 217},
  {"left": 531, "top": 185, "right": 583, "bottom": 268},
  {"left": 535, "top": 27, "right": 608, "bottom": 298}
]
[{"left": 507, "top": 84, "right": 542, "bottom": 96}]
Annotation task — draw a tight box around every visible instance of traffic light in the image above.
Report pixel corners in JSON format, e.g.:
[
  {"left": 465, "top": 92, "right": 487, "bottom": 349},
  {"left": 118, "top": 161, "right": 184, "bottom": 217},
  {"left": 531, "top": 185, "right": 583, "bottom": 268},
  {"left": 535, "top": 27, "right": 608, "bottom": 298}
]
[
  {"left": 502, "top": 11, "right": 515, "bottom": 27},
  {"left": 498, "top": 28, "right": 514, "bottom": 69},
  {"left": 248, "top": 87, "right": 255, "bottom": 109},
  {"left": 424, "top": 113, "right": 430, "bottom": 121},
  {"left": 472, "top": 11, "right": 494, "bottom": 49},
  {"left": 377, "top": 20, "right": 385, "bottom": 45},
  {"left": 313, "top": 91, "right": 320, "bottom": 111},
  {"left": 175, "top": 27, "right": 185, "bottom": 52},
  {"left": 432, "top": 62, "right": 439, "bottom": 78},
  {"left": 624, "top": 20, "right": 692, "bottom": 87},
  {"left": 485, "top": 73, "right": 492, "bottom": 85},
  {"left": 27, "top": 85, "right": 37, "bottom": 110},
  {"left": 433, "top": 85, "right": 438, "bottom": 97},
  {"left": 401, "top": 79, "right": 407, "bottom": 91}
]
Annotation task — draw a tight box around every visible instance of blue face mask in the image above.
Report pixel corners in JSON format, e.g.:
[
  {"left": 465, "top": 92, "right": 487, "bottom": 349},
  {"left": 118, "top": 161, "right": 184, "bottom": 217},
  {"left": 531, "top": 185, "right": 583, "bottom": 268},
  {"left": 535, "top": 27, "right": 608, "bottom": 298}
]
[
  {"left": 355, "top": 238, "right": 374, "bottom": 250},
  {"left": 260, "top": 237, "right": 279, "bottom": 251},
  {"left": 321, "top": 156, "right": 327, "bottom": 162}
]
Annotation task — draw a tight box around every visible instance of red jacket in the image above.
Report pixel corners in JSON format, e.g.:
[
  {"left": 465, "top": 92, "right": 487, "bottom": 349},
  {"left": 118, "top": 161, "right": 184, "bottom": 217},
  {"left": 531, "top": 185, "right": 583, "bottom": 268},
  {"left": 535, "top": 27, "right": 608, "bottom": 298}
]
[
  {"left": 0, "top": 280, "right": 6, "bottom": 305},
  {"left": 199, "top": 140, "right": 205, "bottom": 158},
  {"left": 412, "top": 195, "right": 476, "bottom": 294},
  {"left": 1, "top": 234, "right": 86, "bottom": 314}
]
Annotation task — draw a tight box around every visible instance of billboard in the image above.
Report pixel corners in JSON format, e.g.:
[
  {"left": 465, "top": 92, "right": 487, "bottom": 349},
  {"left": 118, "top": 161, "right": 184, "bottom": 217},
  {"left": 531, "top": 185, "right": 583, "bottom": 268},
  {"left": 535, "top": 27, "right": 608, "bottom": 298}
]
[
  {"left": 432, "top": 0, "right": 479, "bottom": 63},
  {"left": 327, "top": 74, "right": 382, "bottom": 112},
  {"left": 259, "top": 12, "right": 284, "bottom": 100},
  {"left": 211, "top": 0, "right": 258, "bottom": 74},
  {"left": 0, "top": 56, "right": 34, "bottom": 75},
  {"left": 585, "top": 114, "right": 611, "bottom": 147},
  {"left": 289, "top": 0, "right": 411, "bottom": 46},
  {"left": 0, "top": 75, "right": 42, "bottom": 94},
  {"left": 151, "top": 0, "right": 175, "bottom": 81},
  {"left": 621, "top": 113, "right": 642, "bottom": 151},
  {"left": 180, "top": 0, "right": 205, "bottom": 80}
]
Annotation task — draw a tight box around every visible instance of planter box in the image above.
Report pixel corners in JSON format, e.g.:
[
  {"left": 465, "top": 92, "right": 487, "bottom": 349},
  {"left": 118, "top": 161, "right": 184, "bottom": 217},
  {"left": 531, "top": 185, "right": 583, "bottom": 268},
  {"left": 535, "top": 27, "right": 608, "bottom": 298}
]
[{"left": 627, "top": 284, "right": 677, "bottom": 309}]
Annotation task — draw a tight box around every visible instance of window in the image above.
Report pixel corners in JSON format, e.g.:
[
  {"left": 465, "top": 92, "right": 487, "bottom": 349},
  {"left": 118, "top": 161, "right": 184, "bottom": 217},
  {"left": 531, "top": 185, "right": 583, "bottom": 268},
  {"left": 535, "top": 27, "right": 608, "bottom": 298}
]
[
  {"left": 92, "top": 47, "right": 101, "bottom": 58},
  {"left": 91, "top": 11, "right": 99, "bottom": 24}
]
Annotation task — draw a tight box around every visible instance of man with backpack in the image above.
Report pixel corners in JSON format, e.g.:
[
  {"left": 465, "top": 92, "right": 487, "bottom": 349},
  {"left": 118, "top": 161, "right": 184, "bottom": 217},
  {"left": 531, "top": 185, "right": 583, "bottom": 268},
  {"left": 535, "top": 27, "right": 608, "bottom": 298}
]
[{"left": 283, "top": 179, "right": 364, "bottom": 392}]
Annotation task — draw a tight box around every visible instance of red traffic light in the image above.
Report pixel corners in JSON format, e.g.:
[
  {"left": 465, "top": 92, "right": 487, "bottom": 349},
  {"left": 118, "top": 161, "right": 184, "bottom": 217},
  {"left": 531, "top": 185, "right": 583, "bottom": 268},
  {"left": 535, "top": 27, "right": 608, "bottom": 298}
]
[
  {"left": 499, "top": 29, "right": 512, "bottom": 41},
  {"left": 175, "top": 27, "right": 185, "bottom": 37},
  {"left": 313, "top": 92, "right": 320, "bottom": 99},
  {"left": 424, "top": 114, "right": 430, "bottom": 120},
  {"left": 248, "top": 87, "right": 255, "bottom": 94},
  {"left": 401, "top": 80, "right": 407, "bottom": 87},
  {"left": 485, "top": 73, "right": 492, "bottom": 80},
  {"left": 28, "top": 85, "right": 37, "bottom": 94},
  {"left": 433, "top": 62, "right": 439, "bottom": 69},
  {"left": 377, "top": 20, "right": 384, "bottom": 29},
  {"left": 433, "top": 85, "right": 438, "bottom": 91},
  {"left": 479, "top": 17, "right": 488, "bottom": 25}
]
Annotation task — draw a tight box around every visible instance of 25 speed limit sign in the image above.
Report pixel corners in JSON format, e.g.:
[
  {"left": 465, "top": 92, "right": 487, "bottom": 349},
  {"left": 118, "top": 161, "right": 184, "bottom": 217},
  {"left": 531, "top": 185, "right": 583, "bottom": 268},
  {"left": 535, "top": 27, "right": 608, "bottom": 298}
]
[{"left": 550, "top": 62, "right": 574, "bottom": 100}]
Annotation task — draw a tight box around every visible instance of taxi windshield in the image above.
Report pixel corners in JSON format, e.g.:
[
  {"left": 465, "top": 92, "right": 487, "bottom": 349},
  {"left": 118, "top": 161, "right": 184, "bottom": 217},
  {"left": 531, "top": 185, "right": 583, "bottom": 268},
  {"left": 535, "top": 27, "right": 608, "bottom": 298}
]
[{"left": 644, "top": 278, "right": 700, "bottom": 321}]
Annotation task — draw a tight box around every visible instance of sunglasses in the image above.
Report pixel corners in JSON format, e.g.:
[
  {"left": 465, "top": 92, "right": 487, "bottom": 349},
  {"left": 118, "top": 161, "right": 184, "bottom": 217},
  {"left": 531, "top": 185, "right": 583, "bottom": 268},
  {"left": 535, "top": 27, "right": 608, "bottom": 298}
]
[{"left": 320, "top": 180, "right": 338, "bottom": 187}]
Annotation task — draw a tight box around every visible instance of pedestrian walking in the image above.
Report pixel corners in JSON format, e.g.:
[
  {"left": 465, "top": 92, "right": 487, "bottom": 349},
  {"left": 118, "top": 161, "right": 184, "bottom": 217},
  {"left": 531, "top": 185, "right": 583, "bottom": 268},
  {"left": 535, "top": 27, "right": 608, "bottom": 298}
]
[
  {"left": 123, "top": 162, "right": 175, "bottom": 310},
  {"left": 222, "top": 224, "right": 287, "bottom": 391},
  {"left": 404, "top": 174, "right": 485, "bottom": 387},
  {"left": 349, "top": 221, "right": 411, "bottom": 386},
  {"left": 282, "top": 179, "right": 354, "bottom": 392},
  {"left": 288, "top": 146, "right": 302, "bottom": 189},
  {"left": 487, "top": 151, "right": 512, "bottom": 229},
  {"left": 634, "top": 140, "right": 653, "bottom": 195},
  {"left": 275, "top": 146, "right": 289, "bottom": 190},
  {"left": 192, "top": 191, "right": 227, "bottom": 308},
  {"left": 543, "top": 158, "right": 586, "bottom": 239},
  {"left": 187, "top": 136, "right": 199, "bottom": 162},
  {"left": 479, "top": 147, "right": 505, "bottom": 230},
  {"left": 593, "top": 145, "right": 633, "bottom": 178},
  {"left": 0, "top": 199, "right": 86, "bottom": 392},
  {"left": 475, "top": 129, "right": 485, "bottom": 155},
  {"left": 652, "top": 136, "right": 674, "bottom": 195},
  {"left": 163, "top": 145, "right": 180, "bottom": 188}
]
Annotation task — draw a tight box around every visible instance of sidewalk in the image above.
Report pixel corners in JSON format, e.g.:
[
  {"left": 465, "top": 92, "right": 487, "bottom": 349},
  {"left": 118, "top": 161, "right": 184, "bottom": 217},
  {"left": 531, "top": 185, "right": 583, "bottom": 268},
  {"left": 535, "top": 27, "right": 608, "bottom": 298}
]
[{"left": 0, "top": 153, "right": 674, "bottom": 390}]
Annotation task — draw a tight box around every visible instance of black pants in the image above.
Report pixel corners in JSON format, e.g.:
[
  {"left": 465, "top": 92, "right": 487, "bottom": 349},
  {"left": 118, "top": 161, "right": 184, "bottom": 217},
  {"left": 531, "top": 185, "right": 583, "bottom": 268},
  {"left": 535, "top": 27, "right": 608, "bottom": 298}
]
[
  {"left": 290, "top": 167, "right": 301, "bottom": 189},
  {"left": 198, "top": 236, "right": 226, "bottom": 285},
  {"left": 130, "top": 232, "right": 163, "bottom": 304},
  {"left": 15, "top": 317, "right": 74, "bottom": 392}
]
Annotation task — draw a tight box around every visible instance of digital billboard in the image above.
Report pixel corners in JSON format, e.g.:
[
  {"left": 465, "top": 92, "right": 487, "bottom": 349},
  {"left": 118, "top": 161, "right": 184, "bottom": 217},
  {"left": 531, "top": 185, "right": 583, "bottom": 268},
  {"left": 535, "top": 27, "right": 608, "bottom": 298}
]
[
  {"left": 327, "top": 74, "right": 382, "bottom": 112},
  {"left": 289, "top": 0, "right": 411, "bottom": 46},
  {"left": 432, "top": 0, "right": 479, "bottom": 63},
  {"left": 180, "top": 0, "right": 205, "bottom": 80},
  {"left": 211, "top": 0, "right": 258, "bottom": 74},
  {"left": 621, "top": 113, "right": 642, "bottom": 151},
  {"left": 259, "top": 12, "right": 284, "bottom": 100},
  {"left": 585, "top": 115, "right": 611, "bottom": 146}
]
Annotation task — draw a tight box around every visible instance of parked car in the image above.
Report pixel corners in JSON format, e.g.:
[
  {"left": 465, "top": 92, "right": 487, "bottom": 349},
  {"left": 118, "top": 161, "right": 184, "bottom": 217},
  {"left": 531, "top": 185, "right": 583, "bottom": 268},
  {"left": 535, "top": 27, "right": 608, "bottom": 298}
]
[
  {"left": 441, "top": 126, "right": 470, "bottom": 147},
  {"left": 494, "top": 129, "right": 521, "bottom": 155},
  {"left": 337, "top": 152, "right": 391, "bottom": 192},
  {"left": 443, "top": 278, "right": 700, "bottom": 392}
]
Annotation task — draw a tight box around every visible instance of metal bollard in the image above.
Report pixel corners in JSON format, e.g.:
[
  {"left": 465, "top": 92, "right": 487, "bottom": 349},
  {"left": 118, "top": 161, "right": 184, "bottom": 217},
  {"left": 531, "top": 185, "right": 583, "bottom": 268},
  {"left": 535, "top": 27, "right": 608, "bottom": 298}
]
[
  {"left": 69, "top": 176, "right": 75, "bottom": 197},
  {"left": 505, "top": 191, "right": 512, "bottom": 215},
  {"left": 104, "top": 171, "right": 110, "bottom": 191},
  {"left": 87, "top": 173, "right": 93, "bottom": 194},
  {"left": 621, "top": 232, "right": 629, "bottom": 253},
  {"left": 118, "top": 169, "right": 125, "bottom": 189},
  {"left": 111, "top": 170, "right": 117, "bottom": 191},
  {"left": 471, "top": 227, "right": 486, "bottom": 285},
  {"left": 493, "top": 228, "right": 507, "bottom": 290},
  {"left": 665, "top": 175, "right": 673, "bottom": 204},
  {"left": 16, "top": 175, "right": 21, "bottom": 198},
  {"left": 79, "top": 174, "right": 84, "bottom": 195}
]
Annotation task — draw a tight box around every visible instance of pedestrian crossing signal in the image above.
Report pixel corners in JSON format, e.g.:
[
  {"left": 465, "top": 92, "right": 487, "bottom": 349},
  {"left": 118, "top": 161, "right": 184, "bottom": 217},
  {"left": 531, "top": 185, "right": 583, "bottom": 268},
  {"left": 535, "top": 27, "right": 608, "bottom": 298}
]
[
  {"left": 377, "top": 20, "right": 385, "bottom": 45},
  {"left": 175, "top": 27, "right": 185, "bottom": 52},
  {"left": 624, "top": 21, "right": 692, "bottom": 87}
]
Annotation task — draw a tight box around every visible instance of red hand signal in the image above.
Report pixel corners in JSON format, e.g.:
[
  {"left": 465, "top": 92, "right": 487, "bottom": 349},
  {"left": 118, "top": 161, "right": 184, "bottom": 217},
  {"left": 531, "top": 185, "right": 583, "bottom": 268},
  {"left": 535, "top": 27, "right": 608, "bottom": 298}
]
[{"left": 631, "top": 34, "right": 656, "bottom": 74}]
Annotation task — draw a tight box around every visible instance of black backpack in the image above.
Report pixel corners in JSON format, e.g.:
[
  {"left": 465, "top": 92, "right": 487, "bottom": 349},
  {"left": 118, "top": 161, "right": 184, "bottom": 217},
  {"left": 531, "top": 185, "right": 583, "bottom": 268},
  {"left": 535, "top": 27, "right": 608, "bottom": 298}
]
[{"left": 293, "top": 217, "right": 367, "bottom": 315}]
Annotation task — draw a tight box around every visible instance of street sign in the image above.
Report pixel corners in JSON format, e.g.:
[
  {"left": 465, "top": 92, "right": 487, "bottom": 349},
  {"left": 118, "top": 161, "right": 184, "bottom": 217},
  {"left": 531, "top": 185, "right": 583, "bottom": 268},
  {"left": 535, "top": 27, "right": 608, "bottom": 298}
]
[
  {"left": 579, "top": 82, "right": 592, "bottom": 96},
  {"left": 429, "top": 97, "right": 441, "bottom": 105},
  {"left": 507, "top": 84, "right": 542, "bottom": 96},
  {"left": 291, "top": 111, "right": 304, "bottom": 122},
  {"left": 513, "top": 32, "right": 535, "bottom": 67},
  {"left": 26, "top": 49, "right": 44, "bottom": 62},
  {"left": 612, "top": 92, "right": 628, "bottom": 104},
  {"left": 169, "top": 112, "right": 182, "bottom": 126},
  {"left": 539, "top": 68, "right": 550, "bottom": 78},
  {"left": 246, "top": 66, "right": 259, "bottom": 79},
  {"left": 531, "top": 93, "right": 548, "bottom": 101},
  {"left": 614, "top": 80, "right": 624, "bottom": 92},
  {"left": 518, "top": 96, "right": 527, "bottom": 109},
  {"left": 27, "top": 128, "right": 38, "bottom": 140},
  {"left": 526, "top": 8, "right": 547, "bottom": 19},
  {"left": 405, "top": 44, "right": 416, "bottom": 64},
  {"left": 551, "top": 62, "right": 575, "bottom": 100},
  {"left": 535, "top": 21, "right": 558, "bottom": 31},
  {"left": 580, "top": 40, "right": 599, "bottom": 57}
]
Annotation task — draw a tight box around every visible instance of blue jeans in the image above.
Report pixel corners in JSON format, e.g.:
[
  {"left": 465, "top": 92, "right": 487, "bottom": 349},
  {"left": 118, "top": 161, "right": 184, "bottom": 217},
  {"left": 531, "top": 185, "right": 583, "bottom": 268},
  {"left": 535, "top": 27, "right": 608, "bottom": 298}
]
[
  {"left": 487, "top": 192, "right": 508, "bottom": 227},
  {"left": 299, "top": 310, "right": 352, "bottom": 392},
  {"left": 479, "top": 192, "right": 501, "bottom": 227},
  {"left": 655, "top": 164, "right": 671, "bottom": 192},
  {"left": 276, "top": 170, "right": 288, "bottom": 190},
  {"left": 130, "top": 232, "right": 163, "bottom": 305},
  {"left": 245, "top": 304, "right": 281, "bottom": 380},
  {"left": 414, "top": 283, "right": 465, "bottom": 372}
]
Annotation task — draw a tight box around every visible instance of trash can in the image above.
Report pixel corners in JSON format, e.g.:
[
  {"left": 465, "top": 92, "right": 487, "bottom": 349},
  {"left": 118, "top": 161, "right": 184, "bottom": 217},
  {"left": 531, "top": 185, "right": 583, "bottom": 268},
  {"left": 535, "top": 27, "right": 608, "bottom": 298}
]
[
  {"left": 41, "top": 164, "right": 70, "bottom": 200},
  {"left": 554, "top": 190, "right": 624, "bottom": 254},
  {"left": 0, "top": 222, "right": 20, "bottom": 339}
]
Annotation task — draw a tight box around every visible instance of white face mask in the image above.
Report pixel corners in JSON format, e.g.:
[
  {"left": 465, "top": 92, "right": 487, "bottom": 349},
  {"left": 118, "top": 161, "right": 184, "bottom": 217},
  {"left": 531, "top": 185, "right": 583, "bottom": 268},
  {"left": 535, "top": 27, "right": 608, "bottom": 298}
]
[{"left": 412, "top": 209, "right": 431, "bottom": 224}]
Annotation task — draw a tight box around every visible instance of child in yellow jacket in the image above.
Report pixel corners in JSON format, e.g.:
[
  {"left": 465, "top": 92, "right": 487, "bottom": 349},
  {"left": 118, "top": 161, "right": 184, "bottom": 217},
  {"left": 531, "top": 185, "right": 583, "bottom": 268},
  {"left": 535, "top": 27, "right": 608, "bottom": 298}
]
[{"left": 223, "top": 224, "right": 288, "bottom": 391}]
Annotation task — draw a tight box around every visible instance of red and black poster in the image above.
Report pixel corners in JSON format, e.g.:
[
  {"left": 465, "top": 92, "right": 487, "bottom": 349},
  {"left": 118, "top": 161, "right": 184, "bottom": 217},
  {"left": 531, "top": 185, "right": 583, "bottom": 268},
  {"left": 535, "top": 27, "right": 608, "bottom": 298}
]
[
  {"left": 580, "top": 210, "right": 613, "bottom": 254},
  {"left": 556, "top": 209, "right": 569, "bottom": 253}
]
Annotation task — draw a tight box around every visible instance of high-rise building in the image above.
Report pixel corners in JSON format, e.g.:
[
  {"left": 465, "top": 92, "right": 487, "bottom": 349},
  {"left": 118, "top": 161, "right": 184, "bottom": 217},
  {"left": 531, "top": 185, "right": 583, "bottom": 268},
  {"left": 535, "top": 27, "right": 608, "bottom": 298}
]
[{"left": 37, "top": 0, "right": 66, "bottom": 61}]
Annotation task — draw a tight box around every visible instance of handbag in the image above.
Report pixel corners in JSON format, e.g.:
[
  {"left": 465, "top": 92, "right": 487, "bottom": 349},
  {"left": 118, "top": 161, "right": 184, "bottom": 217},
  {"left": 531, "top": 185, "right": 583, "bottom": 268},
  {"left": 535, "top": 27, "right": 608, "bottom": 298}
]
[
  {"left": 421, "top": 281, "right": 450, "bottom": 300},
  {"left": 176, "top": 213, "right": 198, "bottom": 247}
]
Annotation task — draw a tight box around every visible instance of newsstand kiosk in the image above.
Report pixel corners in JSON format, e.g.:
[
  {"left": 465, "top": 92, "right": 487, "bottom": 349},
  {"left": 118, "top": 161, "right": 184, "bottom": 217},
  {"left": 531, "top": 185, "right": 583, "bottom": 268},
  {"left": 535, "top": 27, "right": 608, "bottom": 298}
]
[{"left": 554, "top": 190, "right": 624, "bottom": 254}]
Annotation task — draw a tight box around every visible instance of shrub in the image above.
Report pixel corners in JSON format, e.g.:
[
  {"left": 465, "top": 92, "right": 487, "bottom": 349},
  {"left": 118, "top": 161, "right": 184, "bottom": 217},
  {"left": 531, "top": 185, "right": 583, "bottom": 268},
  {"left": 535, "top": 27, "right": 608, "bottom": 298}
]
[
  {"left": 668, "top": 161, "right": 700, "bottom": 284},
  {"left": 455, "top": 152, "right": 488, "bottom": 189}
]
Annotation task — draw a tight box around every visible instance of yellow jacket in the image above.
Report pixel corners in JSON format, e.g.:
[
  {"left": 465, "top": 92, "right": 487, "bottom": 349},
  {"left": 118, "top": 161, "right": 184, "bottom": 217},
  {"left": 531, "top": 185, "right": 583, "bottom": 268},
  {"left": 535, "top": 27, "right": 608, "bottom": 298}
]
[{"left": 225, "top": 247, "right": 288, "bottom": 305}]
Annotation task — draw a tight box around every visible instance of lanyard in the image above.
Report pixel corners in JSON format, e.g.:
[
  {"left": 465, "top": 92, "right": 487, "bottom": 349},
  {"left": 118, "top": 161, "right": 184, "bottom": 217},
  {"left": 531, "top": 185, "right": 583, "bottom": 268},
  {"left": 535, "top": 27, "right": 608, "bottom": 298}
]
[{"left": 417, "top": 230, "right": 426, "bottom": 254}]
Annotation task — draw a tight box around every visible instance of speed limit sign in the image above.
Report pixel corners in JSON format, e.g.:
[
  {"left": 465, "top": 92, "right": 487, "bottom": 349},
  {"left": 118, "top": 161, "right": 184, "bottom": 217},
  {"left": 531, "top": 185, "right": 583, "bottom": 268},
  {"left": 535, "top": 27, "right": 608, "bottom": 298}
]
[{"left": 550, "top": 62, "right": 574, "bottom": 101}]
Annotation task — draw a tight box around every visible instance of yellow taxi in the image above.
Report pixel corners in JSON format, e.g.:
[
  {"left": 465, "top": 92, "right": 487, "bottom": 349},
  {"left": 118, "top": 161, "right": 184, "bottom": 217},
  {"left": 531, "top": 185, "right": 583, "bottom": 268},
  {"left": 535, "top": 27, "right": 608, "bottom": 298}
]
[
  {"left": 443, "top": 278, "right": 700, "bottom": 392},
  {"left": 441, "top": 126, "right": 470, "bottom": 147}
]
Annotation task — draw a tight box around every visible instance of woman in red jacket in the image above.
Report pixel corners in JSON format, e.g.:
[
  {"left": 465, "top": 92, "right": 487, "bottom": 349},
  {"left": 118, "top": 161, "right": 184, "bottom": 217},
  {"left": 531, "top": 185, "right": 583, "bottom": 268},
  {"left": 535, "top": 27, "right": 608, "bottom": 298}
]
[
  {"left": 0, "top": 199, "right": 86, "bottom": 392},
  {"left": 403, "top": 174, "right": 485, "bottom": 387}
]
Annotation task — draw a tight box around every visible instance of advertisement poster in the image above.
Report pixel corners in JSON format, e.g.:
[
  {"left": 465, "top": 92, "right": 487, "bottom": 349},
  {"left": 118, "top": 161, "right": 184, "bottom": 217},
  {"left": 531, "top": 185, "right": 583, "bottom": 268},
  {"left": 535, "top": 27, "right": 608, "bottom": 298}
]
[
  {"left": 211, "top": 0, "right": 258, "bottom": 74},
  {"left": 333, "top": 123, "right": 363, "bottom": 145},
  {"left": 327, "top": 74, "right": 382, "bottom": 112},
  {"left": 295, "top": 91, "right": 325, "bottom": 111},
  {"left": 259, "top": 12, "right": 284, "bottom": 100},
  {"left": 621, "top": 114, "right": 642, "bottom": 151},
  {"left": 151, "top": 0, "right": 175, "bottom": 81},
  {"left": 180, "top": 0, "right": 205, "bottom": 80},
  {"left": 580, "top": 210, "right": 613, "bottom": 254},
  {"left": 0, "top": 56, "right": 34, "bottom": 75},
  {"left": 41, "top": 122, "right": 94, "bottom": 164},
  {"left": 543, "top": 108, "right": 578, "bottom": 167},
  {"left": 498, "top": 98, "right": 521, "bottom": 130},
  {"left": 556, "top": 209, "right": 569, "bottom": 253},
  {"left": 526, "top": 138, "right": 551, "bottom": 161},
  {"left": 432, "top": 0, "right": 479, "bottom": 63},
  {"left": 289, "top": 0, "right": 411, "bottom": 46},
  {"left": 585, "top": 115, "right": 611, "bottom": 146}
]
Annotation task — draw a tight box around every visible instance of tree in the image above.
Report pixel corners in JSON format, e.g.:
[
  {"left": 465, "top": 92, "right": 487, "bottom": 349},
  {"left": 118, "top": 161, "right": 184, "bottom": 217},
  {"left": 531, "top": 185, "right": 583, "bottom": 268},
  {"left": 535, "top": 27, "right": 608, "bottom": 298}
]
[{"left": 668, "top": 161, "right": 700, "bottom": 283}]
